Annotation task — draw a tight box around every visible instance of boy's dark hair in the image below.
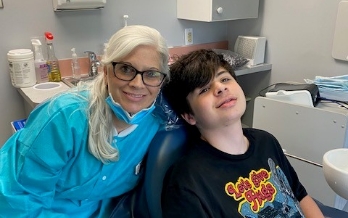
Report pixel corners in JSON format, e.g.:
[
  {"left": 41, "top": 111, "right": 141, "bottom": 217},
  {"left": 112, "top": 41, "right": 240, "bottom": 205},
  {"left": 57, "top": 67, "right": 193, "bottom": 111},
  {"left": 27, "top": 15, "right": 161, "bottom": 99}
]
[{"left": 163, "top": 49, "right": 236, "bottom": 116}]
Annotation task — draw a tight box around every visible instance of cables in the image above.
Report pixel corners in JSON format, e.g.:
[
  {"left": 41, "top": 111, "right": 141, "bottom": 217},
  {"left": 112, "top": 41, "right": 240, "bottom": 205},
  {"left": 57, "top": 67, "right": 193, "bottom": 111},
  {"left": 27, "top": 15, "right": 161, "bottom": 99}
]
[{"left": 318, "top": 97, "right": 348, "bottom": 110}]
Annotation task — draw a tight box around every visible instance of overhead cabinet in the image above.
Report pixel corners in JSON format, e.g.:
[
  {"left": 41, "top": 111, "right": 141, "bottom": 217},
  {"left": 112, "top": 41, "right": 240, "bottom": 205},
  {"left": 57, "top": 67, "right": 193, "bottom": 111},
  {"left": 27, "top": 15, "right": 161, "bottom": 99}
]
[
  {"left": 177, "top": 0, "right": 259, "bottom": 22},
  {"left": 53, "top": 0, "right": 106, "bottom": 11}
]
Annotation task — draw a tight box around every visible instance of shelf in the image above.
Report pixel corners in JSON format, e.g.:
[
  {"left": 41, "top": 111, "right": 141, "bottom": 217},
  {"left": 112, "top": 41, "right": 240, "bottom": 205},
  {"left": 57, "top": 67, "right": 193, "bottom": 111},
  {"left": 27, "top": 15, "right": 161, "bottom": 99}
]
[{"left": 235, "top": 63, "right": 272, "bottom": 77}]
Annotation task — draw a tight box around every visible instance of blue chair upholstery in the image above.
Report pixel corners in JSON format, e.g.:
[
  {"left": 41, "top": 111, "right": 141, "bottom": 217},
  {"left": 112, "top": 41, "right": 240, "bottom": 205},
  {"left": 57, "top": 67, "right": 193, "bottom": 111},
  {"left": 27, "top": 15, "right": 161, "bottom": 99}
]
[
  {"left": 142, "top": 126, "right": 188, "bottom": 218},
  {"left": 110, "top": 126, "right": 188, "bottom": 218}
]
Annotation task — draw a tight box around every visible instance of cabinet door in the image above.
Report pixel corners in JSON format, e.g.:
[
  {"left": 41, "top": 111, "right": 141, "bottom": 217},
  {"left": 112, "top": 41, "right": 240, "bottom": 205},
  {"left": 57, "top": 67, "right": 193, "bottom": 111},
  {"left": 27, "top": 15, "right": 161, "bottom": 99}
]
[
  {"left": 212, "top": 0, "right": 259, "bottom": 21},
  {"left": 177, "top": 0, "right": 259, "bottom": 22}
]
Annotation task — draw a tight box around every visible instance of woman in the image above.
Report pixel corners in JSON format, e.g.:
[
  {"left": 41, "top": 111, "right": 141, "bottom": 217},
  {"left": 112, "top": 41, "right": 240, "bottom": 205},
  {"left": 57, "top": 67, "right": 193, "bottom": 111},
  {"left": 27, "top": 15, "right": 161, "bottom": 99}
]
[{"left": 0, "top": 25, "right": 170, "bottom": 217}]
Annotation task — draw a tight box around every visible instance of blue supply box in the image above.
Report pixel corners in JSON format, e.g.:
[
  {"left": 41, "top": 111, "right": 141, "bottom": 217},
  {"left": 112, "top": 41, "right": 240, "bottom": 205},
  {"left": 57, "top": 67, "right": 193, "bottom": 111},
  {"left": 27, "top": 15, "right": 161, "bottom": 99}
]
[{"left": 11, "top": 118, "right": 27, "bottom": 133}]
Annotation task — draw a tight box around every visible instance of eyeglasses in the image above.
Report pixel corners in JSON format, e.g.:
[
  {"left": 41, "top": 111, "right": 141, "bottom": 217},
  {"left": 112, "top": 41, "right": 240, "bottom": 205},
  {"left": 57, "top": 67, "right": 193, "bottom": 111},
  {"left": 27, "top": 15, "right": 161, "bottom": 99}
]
[{"left": 111, "top": 62, "right": 166, "bottom": 87}]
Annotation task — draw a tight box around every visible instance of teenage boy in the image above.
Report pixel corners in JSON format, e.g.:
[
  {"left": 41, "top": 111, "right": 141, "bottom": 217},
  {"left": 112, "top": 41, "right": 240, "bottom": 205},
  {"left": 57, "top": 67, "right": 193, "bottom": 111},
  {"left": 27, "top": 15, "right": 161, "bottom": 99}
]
[{"left": 162, "top": 49, "right": 324, "bottom": 218}]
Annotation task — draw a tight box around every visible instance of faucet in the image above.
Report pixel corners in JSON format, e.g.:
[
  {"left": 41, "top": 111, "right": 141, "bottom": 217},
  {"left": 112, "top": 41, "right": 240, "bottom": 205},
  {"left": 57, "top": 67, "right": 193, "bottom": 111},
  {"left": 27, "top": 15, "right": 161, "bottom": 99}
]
[{"left": 84, "top": 51, "right": 100, "bottom": 78}]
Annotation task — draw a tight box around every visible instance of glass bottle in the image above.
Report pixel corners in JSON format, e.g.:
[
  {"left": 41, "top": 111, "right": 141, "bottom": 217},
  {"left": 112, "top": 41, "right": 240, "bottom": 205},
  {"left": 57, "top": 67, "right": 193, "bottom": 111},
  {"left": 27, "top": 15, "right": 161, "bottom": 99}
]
[{"left": 45, "top": 32, "right": 61, "bottom": 82}]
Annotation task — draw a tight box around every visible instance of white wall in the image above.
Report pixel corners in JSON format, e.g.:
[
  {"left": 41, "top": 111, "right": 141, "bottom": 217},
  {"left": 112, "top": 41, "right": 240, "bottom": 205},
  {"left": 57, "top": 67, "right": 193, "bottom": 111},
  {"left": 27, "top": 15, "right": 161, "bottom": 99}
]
[
  {"left": 260, "top": 0, "right": 347, "bottom": 83},
  {"left": 227, "top": 0, "right": 348, "bottom": 128}
]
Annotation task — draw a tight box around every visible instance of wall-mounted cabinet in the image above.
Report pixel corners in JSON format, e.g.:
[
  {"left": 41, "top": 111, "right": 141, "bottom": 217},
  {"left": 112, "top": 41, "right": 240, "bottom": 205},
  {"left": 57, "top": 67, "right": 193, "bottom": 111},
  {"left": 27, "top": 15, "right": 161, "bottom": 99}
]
[
  {"left": 53, "top": 0, "right": 106, "bottom": 11},
  {"left": 177, "top": 0, "right": 259, "bottom": 22}
]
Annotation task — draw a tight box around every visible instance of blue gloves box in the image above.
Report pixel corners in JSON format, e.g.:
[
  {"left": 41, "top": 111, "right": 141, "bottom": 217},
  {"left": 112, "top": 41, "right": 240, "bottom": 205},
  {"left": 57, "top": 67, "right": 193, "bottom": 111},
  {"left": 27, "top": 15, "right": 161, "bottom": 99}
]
[{"left": 10, "top": 118, "right": 26, "bottom": 133}]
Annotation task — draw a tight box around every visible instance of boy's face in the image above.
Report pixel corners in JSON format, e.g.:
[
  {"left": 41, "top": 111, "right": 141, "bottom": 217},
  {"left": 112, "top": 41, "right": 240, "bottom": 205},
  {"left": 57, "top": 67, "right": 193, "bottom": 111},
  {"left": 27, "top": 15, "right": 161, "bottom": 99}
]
[{"left": 182, "top": 67, "right": 246, "bottom": 129}]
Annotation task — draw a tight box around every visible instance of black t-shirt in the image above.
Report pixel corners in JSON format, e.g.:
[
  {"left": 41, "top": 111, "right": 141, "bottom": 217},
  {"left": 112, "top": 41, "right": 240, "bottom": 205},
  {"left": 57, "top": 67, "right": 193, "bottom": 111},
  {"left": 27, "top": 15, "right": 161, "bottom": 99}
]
[{"left": 162, "top": 128, "right": 308, "bottom": 218}]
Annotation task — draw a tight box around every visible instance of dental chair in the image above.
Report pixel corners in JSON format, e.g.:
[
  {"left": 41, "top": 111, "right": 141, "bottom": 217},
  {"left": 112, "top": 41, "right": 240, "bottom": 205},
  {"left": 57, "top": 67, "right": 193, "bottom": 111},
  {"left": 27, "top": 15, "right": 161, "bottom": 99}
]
[
  {"left": 138, "top": 126, "right": 188, "bottom": 218},
  {"left": 110, "top": 125, "right": 188, "bottom": 218},
  {"left": 111, "top": 120, "right": 348, "bottom": 218}
]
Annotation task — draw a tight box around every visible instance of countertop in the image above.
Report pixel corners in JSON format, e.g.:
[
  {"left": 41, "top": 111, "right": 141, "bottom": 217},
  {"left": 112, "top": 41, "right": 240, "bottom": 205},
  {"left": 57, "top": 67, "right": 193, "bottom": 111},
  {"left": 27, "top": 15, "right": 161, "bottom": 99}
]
[
  {"left": 17, "top": 82, "right": 71, "bottom": 109},
  {"left": 235, "top": 63, "right": 272, "bottom": 76},
  {"left": 18, "top": 63, "right": 272, "bottom": 113}
]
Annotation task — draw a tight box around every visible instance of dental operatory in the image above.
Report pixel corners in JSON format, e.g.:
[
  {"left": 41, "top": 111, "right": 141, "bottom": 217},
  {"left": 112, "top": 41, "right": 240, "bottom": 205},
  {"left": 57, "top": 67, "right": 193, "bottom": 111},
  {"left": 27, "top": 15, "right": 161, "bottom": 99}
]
[{"left": 1, "top": 0, "right": 348, "bottom": 217}]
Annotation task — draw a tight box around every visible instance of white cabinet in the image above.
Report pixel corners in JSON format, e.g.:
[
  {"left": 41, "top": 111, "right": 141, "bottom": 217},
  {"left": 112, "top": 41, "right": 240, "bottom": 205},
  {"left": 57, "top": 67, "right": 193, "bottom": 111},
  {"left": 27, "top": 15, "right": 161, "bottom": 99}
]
[
  {"left": 253, "top": 97, "right": 348, "bottom": 207},
  {"left": 53, "top": 0, "right": 106, "bottom": 11},
  {"left": 177, "top": 0, "right": 259, "bottom": 22}
]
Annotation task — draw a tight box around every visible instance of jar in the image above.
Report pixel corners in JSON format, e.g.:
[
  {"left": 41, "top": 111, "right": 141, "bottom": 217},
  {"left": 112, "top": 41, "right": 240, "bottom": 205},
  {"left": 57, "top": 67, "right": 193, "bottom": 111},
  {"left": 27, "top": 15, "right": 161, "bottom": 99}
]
[{"left": 7, "top": 49, "right": 36, "bottom": 88}]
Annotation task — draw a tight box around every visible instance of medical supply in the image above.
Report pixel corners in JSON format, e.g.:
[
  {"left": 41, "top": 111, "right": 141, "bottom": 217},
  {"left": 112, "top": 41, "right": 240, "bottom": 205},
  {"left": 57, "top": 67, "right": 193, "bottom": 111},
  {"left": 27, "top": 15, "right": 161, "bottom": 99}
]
[
  {"left": 305, "top": 75, "right": 348, "bottom": 102},
  {"left": 10, "top": 118, "right": 26, "bottom": 133},
  {"left": 71, "top": 48, "right": 81, "bottom": 80},
  {"left": 31, "top": 39, "right": 49, "bottom": 83},
  {"left": 265, "top": 83, "right": 320, "bottom": 107},
  {"left": 45, "top": 32, "right": 61, "bottom": 82},
  {"left": 7, "top": 49, "right": 36, "bottom": 88}
]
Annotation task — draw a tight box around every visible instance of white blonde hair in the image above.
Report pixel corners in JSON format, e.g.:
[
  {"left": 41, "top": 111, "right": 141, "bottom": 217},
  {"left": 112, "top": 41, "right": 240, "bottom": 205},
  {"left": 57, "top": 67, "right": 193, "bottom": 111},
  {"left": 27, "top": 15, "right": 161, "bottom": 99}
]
[{"left": 87, "top": 25, "right": 169, "bottom": 163}]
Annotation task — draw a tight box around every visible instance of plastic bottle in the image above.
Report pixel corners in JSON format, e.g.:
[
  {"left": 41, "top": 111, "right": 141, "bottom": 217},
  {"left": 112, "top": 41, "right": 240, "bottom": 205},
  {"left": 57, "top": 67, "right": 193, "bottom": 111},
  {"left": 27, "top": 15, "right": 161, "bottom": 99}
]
[
  {"left": 103, "top": 42, "right": 108, "bottom": 57},
  {"left": 45, "top": 32, "right": 61, "bottom": 82},
  {"left": 31, "top": 39, "right": 49, "bottom": 83},
  {"left": 71, "top": 48, "right": 81, "bottom": 80},
  {"left": 7, "top": 49, "right": 36, "bottom": 88}
]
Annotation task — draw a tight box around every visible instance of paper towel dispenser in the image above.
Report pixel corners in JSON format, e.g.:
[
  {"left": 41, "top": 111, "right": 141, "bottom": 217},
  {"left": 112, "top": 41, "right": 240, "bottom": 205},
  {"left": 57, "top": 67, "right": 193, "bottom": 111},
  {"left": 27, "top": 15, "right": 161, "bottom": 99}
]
[{"left": 53, "top": 0, "right": 106, "bottom": 11}]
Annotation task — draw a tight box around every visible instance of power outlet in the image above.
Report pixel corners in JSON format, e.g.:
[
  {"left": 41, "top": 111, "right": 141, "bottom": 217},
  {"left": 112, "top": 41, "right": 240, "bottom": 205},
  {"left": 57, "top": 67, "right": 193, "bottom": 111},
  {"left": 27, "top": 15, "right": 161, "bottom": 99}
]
[{"left": 184, "top": 28, "right": 193, "bottom": 45}]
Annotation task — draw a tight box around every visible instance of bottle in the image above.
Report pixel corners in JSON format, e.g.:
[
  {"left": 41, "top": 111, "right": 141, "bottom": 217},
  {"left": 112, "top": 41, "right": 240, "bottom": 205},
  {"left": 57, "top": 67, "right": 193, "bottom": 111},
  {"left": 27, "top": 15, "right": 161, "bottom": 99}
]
[
  {"left": 71, "top": 48, "right": 81, "bottom": 80},
  {"left": 103, "top": 42, "right": 108, "bottom": 57},
  {"left": 45, "top": 32, "right": 61, "bottom": 82},
  {"left": 31, "top": 39, "right": 49, "bottom": 83}
]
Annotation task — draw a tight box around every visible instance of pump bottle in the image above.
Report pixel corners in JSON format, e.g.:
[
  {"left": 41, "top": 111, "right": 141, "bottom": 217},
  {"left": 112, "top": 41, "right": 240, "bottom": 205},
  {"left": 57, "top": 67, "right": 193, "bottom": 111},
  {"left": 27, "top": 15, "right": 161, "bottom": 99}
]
[
  {"left": 45, "top": 32, "right": 61, "bottom": 82},
  {"left": 71, "top": 48, "right": 81, "bottom": 80},
  {"left": 31, "top": 39, "right": 49, "bottom": 83}
]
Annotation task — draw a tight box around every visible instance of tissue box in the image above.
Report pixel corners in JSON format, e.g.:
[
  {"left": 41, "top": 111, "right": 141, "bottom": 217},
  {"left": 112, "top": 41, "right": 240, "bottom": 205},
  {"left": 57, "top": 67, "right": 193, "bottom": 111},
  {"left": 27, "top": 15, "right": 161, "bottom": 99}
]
[{"left": 11, "top": 118, "right": 26, "bottom": 133}]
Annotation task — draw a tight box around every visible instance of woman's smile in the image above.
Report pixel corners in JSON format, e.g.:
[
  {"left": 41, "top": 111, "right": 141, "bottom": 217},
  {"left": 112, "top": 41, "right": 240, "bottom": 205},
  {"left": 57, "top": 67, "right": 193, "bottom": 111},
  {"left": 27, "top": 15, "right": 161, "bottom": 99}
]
[{"left": 123, "top": 91, "right": 146, "bottom": 101}]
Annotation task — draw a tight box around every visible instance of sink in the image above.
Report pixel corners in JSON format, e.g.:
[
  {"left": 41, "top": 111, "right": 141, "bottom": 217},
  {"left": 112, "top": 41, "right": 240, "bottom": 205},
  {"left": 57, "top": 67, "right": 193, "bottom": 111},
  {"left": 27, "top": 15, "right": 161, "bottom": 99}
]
[
  {"left": 62, "top": 75, "right": 97, "bottom": 87},
  {"left": 33, "top": 82, "right": 61, "bottom": 90},
  {"left": 322, "top": 148, "right": 348, "bottom": 200}
]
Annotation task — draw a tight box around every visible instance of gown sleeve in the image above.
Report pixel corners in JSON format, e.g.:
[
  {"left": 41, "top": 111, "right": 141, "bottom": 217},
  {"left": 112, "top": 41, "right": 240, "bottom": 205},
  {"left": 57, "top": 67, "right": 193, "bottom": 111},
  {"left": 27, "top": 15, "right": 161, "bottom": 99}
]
[{"left": 0, "top": 94, "right": 88, "bottom": 217}]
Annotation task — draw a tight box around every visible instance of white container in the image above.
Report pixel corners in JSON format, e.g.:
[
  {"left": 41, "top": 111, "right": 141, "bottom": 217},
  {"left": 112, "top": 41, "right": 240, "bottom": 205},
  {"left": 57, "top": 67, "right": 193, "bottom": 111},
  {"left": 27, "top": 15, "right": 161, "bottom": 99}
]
[{"left": 7, "top": 49, "right": 36, "bottom": 88}]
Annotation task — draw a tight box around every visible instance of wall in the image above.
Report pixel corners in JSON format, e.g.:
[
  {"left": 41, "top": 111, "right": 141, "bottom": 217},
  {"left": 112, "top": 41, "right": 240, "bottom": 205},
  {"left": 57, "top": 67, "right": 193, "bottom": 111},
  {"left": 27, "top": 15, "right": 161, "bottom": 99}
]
[
  {"left": 228, "top": 0, "right": 348, "bottom": 83},
  {"left": 227, "top": 0, "right": 348, "bottom": 128},
  {"left": 0, "top": 0, "right": 233, "bottom": 145},
  {"left": 260, "top": 0, "right": 348, "bottom": 82}
]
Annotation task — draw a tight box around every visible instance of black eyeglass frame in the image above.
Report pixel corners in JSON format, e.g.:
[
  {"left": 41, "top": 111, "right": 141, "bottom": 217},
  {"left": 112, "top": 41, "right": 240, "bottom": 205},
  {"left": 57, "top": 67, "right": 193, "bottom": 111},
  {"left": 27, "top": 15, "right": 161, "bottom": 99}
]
[{"left": 111, "top": 62, "right": 166, "bottom": 87}]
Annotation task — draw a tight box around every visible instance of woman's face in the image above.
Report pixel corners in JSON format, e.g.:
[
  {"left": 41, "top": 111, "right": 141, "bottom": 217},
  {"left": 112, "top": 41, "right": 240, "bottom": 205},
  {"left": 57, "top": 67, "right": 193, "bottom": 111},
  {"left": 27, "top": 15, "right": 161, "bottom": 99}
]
[{"left": 105, "top": 45, "right": 163, "bottom": 114}]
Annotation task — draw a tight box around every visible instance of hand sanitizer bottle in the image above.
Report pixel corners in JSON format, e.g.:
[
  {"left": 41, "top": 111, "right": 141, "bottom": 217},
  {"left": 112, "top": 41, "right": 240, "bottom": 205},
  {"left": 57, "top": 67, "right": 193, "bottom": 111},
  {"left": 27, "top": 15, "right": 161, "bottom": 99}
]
[
  {"left": 31, "top": 39, "right": 49, "bottom": 83},
  {"left": 71, "top": 48, "right": 81, "bottom": 80}
]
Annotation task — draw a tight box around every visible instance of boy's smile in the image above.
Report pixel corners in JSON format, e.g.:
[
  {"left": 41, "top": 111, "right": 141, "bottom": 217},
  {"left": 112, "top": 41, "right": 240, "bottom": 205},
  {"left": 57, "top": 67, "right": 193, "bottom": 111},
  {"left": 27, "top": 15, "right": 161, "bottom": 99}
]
[{"left": 216, "top": 96, "right": 237, "bottom": 108}]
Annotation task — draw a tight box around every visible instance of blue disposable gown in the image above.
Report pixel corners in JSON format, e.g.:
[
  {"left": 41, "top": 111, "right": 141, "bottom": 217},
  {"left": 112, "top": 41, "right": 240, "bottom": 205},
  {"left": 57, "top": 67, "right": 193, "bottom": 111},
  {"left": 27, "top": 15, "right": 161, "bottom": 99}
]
[{"left": 0, "top": 91, "right": 161, "bottom": 217}]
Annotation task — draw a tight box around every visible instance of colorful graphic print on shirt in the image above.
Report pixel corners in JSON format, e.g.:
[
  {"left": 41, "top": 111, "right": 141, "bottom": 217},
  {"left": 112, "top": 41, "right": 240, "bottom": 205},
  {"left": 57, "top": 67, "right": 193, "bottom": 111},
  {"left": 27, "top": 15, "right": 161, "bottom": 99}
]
[{"left": 225, "top": 158, "right": 304, "bottom": 218}]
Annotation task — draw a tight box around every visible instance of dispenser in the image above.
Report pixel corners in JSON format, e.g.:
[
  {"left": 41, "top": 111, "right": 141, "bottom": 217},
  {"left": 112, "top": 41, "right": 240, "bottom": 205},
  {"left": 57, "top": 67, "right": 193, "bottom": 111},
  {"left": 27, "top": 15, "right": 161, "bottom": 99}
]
[{"left": 31, "top": 39, "right": 49, "bottom": 83}]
